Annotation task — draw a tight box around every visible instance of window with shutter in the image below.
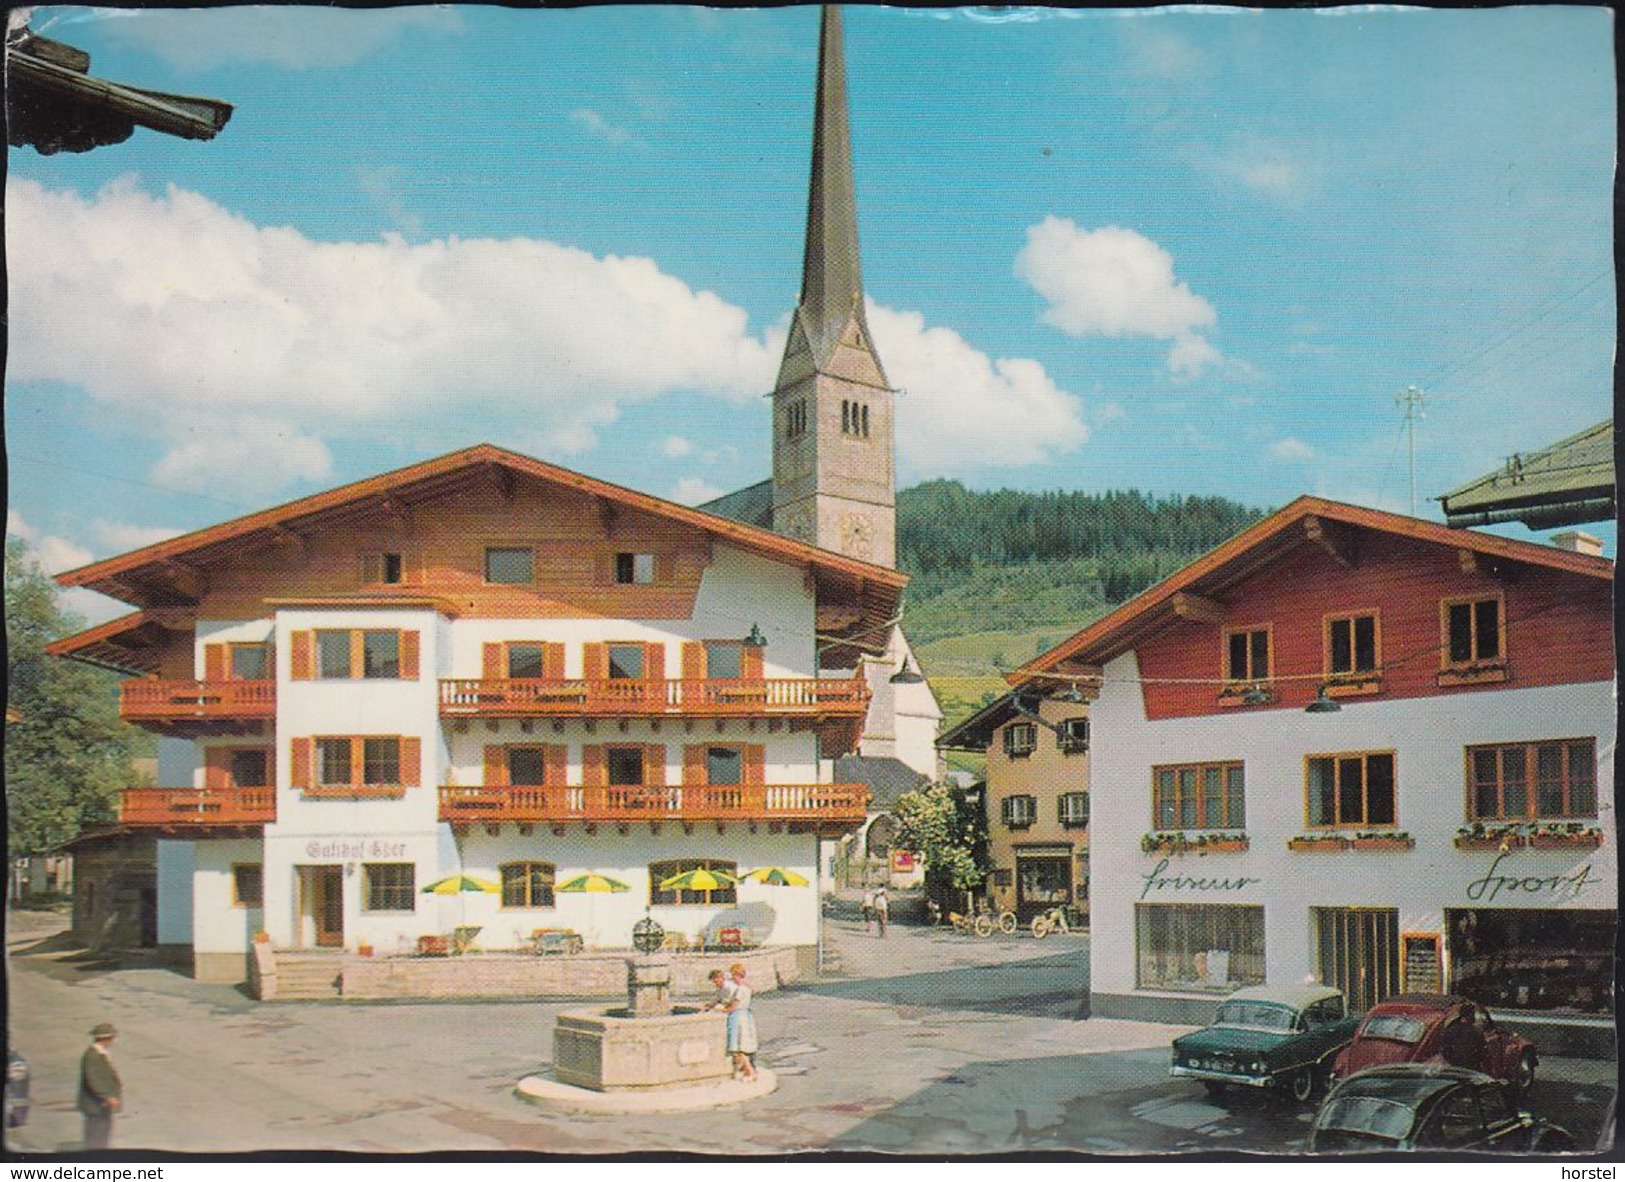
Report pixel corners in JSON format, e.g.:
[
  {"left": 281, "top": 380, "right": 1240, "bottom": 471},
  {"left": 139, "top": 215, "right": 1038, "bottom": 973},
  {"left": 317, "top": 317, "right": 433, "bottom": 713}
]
[
  {"left": 1000, "top": 795, "right": 1037, "bottom": 829},
  {"left": 1003, "top": 723, "right": 1037, "bottom": 758}
]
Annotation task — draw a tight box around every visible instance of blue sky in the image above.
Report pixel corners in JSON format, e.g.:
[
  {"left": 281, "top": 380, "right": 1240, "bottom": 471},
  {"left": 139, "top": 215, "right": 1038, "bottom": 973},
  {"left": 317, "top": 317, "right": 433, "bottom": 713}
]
[{"left": 7, "top": 4, "right": 1616, "bottom": 623}]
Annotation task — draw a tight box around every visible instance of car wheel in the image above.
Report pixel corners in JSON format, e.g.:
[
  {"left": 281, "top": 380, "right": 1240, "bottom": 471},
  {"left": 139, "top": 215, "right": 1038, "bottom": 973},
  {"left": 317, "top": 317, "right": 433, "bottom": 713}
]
[
  {"left": 1513, "top": 1050, "right": 1536, "bottom": 1094},
  {"left": 1287, "top": 1069, "right": 1316, "bottom": 1105},
  {"left": 1203, "top": 1081, "right": 1227, "bottom": 1100}
]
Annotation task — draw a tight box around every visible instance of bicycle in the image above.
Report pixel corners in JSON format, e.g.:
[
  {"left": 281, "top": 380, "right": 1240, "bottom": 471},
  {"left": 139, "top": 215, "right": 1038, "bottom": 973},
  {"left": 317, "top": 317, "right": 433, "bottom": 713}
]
[
  {"left": 946, "top": 902, "right": 1016, "bottom": 938},
  {"left": 1030, "top": 904, "right": 1075, "bottom": 939}
]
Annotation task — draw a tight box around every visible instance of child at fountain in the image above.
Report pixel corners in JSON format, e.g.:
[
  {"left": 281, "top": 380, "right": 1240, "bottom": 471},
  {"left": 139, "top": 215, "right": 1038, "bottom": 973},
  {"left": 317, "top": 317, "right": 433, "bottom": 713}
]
[{"left": 701, "top": 968, "right": 734, "bottom": 1012}]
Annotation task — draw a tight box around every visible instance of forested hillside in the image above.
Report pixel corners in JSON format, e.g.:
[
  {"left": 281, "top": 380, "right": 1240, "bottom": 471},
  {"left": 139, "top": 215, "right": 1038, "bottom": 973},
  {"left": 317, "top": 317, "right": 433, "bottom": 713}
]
[{"left": 897, "top": 481, "right": 1266, "bottom": 645}]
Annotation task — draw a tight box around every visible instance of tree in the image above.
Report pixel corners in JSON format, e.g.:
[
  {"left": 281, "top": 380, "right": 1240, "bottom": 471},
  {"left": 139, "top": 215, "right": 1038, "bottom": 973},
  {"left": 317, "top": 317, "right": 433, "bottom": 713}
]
[
  {"left": 5, "top": 538, "right": 135, "bottom": 855},
  {"left": 892, "top": 781, "right": 987, "bottom": 907}
]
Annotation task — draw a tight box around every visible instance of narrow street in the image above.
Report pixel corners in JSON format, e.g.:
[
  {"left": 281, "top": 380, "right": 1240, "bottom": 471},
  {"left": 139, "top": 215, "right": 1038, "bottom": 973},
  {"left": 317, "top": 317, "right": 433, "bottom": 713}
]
[{"left": 5, "top": 908, "right": 1615, "bottom": 1156}]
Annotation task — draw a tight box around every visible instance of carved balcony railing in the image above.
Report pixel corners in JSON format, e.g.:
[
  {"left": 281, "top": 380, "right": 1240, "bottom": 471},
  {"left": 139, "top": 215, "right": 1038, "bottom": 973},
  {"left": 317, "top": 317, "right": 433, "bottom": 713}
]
[
  {"left": 438, "top": 782, "right": 869, "bottom": 826},
  {"left": 121, "top": 679, "right": 276, "bottom": 732},
  {"left": 438, "top": 675, "right": 870, "bottom": 720},
  {"left": 120, "top": 786, "right": 276, "bottom": 826}
]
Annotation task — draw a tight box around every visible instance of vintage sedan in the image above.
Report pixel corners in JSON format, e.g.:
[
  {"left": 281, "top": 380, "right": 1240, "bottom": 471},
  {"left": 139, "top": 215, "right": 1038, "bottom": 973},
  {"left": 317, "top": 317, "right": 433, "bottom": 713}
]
[
  {"left": 1310, "top": 1065, "right": 1575, "bottom": 1153},
  {"left": 1170, "top": 983, "right": 1361, "bottom": 1104},
  {"left": 1332, "top": 994, "right": 1537, "bottom": 1092}
]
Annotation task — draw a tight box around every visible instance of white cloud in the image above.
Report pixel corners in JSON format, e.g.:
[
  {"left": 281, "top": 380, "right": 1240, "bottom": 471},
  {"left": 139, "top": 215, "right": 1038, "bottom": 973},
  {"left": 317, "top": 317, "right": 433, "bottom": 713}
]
[
  {"left": 1189, "top": 136, "right": 1316, "bottom": 204},
  {"left": 867, "top": 303, "right": 1088, "bottom": 475},
  {"left": 6, "top": 511, "right": 94, "bottom": 574},
  {"left": 85, "top": 7, "right": 462, "bottom": 71},
  {"left": 1270, "top": 437, "right": 1315, "bottom": 461},
  {"left": 570, "top": 109, "right": 646, "bottom": 150},
  {"left": 659, "top": 436, "right": 695, "bottom": 459},
  {"left": 8, "top": 177, "right": 780, "bottom": 492},
  {"left": 93, "top": 520, "right": 185, "bottom": 551},
  {"left": 1013, "top": 217, "right": 1222, "bottom": 376},
  {"left": 671, "top": 477, "right": 725, "bottom": 506}
]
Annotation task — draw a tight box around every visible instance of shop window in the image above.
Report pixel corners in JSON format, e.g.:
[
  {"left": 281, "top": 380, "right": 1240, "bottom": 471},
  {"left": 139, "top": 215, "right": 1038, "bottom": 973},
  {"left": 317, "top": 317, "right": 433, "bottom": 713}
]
[
  {"left": 615, "top": 552, "right": 656, "bottom": 584},
  {"left": 607, "top": 747, "right": 645, "bottom": 786},
  {"left": 1057, "top": 717, "right": 1089, "bottom": 754},
  {"left": 1136, "top": 903, "right": 1265, "bottom": 992},
  {"left": 1467, "top": 738, "right": 1596, "bottom": 820},
  {"left": 1003, "top": 722, "right": 1037, "bottom": 758},
  {"left": 501, "top": 861, "right": 556, "bottom": 909},
  {"left": 607, "top": 644, "right": 644, "bottom": 680},
  {"left": 1001, "top": 795, "right": 1037, "bottom": 829},
  {"left": 1225, "top": 626, "right": 1271, "bottom": 683},
  {"left": 1326, "top": 612, "right": 1379, "bottom": 676},
  {"left": 1448, "top": 908, "right": 1613, "bottom": 1014},
  {"left": 1058, "top": 792, "right": 1090, "bottom": 828},
  {"left": 363, "top": 863, "right": 415, "bottom": 912},
  {"left": 1306, "top": 751, "right": 1395, "bottom": 827},
  {"left": 1443, "top": 596, "right": 1503, "bottom": 666},
  {"left": 1153, "top": 762, "right": 1245, "bottom": 830},
  {"left": 649, "top": 858, "right": 737, "bottom": 906},
  {"left": 232, "top": 864, "right": 263, "bottom": 908},
  {"left": 485, "top": 546, "right": 534, "bottom": 585}
]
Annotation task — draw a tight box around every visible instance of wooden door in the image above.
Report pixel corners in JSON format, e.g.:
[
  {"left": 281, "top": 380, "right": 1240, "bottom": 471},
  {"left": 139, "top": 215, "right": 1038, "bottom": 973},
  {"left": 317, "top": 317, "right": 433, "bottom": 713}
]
[{"left": 301, "top": 866, "right": 344, "bottom": 948}]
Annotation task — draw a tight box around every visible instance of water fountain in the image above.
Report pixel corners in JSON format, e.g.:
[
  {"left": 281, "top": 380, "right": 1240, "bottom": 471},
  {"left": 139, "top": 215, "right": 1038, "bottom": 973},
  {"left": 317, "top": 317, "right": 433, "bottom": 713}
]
[{"left": 516, "top": 917, "right": 776, "bottom": 1113}]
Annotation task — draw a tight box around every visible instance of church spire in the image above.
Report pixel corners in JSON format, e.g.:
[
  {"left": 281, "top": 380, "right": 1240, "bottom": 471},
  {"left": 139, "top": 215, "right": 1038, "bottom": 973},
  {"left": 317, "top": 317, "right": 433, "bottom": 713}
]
[{"left": 796, "top": 4, "right": 873, "bottom": 371}]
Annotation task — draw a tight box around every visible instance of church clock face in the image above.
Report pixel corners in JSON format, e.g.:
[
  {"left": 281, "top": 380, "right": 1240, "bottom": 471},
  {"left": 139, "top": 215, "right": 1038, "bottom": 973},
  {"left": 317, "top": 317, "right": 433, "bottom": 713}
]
[{"left": 840, "top": 511, "right": 874, "bottom": 560}]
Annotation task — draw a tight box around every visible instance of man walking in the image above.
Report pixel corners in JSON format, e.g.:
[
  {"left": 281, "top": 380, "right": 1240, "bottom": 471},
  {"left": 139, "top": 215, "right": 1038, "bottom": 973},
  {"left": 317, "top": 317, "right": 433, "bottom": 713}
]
[
  {"left": 873, "top": 887, "right": 889, "bottom": 938},
  {"left": 78, "top": 1023, "right": 122, "bottom": 1150}
]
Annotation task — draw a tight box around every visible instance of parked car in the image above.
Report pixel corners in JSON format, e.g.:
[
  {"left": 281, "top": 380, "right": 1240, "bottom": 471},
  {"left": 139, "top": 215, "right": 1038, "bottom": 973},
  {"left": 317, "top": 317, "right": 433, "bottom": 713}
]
[
  {"left": 1310, "top": 1064, "right": 1575, "bottom": 1153},
  {"left": 1331, "top": 993, "right": 1537, "bottom": 1092},
  {"left": 4, "top": 1050, "right": 28, "bottom": 1129},
  {"left": 1170, "top": 983, "right": 1360, "bottom": 1104}
]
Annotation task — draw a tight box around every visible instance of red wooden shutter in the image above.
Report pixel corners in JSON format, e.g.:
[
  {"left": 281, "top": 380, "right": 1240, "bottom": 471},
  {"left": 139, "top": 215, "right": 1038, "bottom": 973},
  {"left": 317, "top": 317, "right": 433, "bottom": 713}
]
[
  {"left": 742, "top": 643, "right": 764, "bottom": 681},
  {"left": 290, "top": 737, "right": 313, "bottom": 790},
  {"left": 543, "top": 642, "right": 566, "bottom": 680},
  {"left": 682, "top": 642, "right": 705, "bottom": 681},
  {"left": 683, "top": 744, "right": 707, "bottom": 784},
  {"left": 644, "top": 643, "right": 666, "bottom": 682},
  {"left": 399, "top": 631, "right": 420, "bottom": 680},
  {"left": 204, "top": 644, "right": 229, "bottom": 681},
  {"left": 544, "top": 744, "right": 568, "bottom": 786},
  {"left": 654, "top": 553, "right": 674, "bottom": 583},
  {"left": 583, "top": 643, "right": 608, "bottom": 682},
  {"left": 203, "top": 748, "right": 231, "bottom": 790},
  {"left": 484, "top": 745, "right": 507, "bottom": 787},
  {"left": 401, "top": 737, "right": 422, "bottom": 788},
  {"left": 581, "top": 744, "right": 606, "bottom": 787},
  {"left": 644, "top": 744, "right": 666, "bottom": 787},
  {"left": 483, "top": 642, "right": 504, "bottom": 679},
  {"left": 743, "top": 744, "right": 766, "bottom": 785},
  {"left": 290, "top": 632, "right": 315, "bottom": 681}
]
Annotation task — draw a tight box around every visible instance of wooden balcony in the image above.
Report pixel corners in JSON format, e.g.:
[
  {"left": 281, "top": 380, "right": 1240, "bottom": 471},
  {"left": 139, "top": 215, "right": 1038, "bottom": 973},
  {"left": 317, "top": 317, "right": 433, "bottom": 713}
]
[
  {"left": 120, "top": 786, "right": 275, "bottom": 830},
  {"left": 121, "top": 679, "right": 275, "bottom": 735},
  {"left": 438, "top": 675, "right": 870, "bottom": 720},
  {"left": 438, "top": 782, "right": 869, "bottom": 832}
]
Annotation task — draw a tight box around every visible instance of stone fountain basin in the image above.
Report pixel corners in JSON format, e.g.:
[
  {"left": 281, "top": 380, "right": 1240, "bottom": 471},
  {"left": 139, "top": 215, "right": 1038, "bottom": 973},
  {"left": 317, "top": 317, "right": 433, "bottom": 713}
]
[{"left": 554, "top": 1004, "right": 731, "bottom": 1092}]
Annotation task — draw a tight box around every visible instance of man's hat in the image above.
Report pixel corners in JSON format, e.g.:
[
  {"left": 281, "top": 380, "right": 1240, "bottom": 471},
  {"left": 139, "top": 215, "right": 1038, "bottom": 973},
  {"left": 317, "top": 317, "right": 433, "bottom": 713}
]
[{"left": 91, "top": 1023, "right": 117, "bottom": 1039}]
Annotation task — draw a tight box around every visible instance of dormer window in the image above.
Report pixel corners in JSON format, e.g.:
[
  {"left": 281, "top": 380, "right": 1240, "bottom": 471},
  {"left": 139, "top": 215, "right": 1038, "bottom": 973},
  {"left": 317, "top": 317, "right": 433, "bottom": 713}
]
[{"left": 615, "top": 552, "right": 656, "bottom": 585}]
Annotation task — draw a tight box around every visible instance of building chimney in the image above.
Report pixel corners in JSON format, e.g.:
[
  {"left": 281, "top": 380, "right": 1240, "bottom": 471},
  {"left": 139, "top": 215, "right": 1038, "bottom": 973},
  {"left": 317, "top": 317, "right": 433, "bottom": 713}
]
[{"left": 1551, "top": 530, "right": 1604, "bottom": 556}]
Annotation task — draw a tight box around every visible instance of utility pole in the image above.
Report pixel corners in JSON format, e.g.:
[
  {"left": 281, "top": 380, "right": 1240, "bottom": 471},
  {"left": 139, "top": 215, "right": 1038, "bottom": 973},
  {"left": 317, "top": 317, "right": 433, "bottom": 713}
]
[{"left": 1396, "top": 386, "right": 1426, "bottom": 516}]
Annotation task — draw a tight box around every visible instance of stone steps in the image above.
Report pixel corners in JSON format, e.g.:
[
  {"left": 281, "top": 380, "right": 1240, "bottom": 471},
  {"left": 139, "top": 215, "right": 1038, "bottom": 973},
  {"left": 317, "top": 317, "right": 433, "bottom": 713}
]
[{"left": 270, "top": 952, "right": 345, "bottom": 1000}]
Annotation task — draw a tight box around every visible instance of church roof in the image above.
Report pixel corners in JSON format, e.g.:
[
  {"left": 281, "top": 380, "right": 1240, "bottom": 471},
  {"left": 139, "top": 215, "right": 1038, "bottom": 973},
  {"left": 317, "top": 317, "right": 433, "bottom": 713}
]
[
  {"left": 833, "top": 755, "right": 931, "bottom": 810},
  {"left": 698, "top": 478, "right": 775, "bottom": 530}
]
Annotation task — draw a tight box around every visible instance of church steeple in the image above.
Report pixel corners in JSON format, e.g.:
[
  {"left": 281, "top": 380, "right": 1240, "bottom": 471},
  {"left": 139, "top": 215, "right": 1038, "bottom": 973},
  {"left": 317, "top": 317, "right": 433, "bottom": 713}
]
[{"left": 771, "top": 4, "right": 896, "bottom": 568}]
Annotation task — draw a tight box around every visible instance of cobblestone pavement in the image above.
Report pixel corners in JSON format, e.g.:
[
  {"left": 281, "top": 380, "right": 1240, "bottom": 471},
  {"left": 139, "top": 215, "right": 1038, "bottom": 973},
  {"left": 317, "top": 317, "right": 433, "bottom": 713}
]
[{"left": 5, "top": 906, "right": 1615, "bottom": 1157}]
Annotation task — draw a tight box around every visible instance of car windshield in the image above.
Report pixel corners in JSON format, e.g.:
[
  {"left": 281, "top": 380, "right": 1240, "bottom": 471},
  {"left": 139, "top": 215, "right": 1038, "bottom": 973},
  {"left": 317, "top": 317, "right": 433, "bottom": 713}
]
[
  {"left": 1316, "top": 1096, "right": 1417, "bottom": 1141},
  {"left": 1312, "top": 1129, "right": 1404, "bottom": 1152},
  {"left": 1361, "top": 1015, "right": 1426, "bottom": 1044},
  {"left": 1215, "top": 1001, "right": 1297, "bottom": 1030}
]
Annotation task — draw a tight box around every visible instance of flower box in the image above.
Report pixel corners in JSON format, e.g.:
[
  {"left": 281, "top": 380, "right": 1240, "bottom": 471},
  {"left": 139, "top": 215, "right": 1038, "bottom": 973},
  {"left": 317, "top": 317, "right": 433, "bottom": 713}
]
[
  {"left": 1197, "top": 838, "right": 1250, "bottom": 854},
  {"left": 1288, "top": 836, "right": 1351, "bottom": 852},
  {"left": 1528, "top": 832, "right": 1603, "bottom": 850},
  {"left": 1350, "top": 836, "right": 1415, "bottom": 851},
  {"left": 1141, "top": 833, "right": 1250, "bottom": 856},
  {"left": 1454, "top": 834, "right": 1526, "bottom": 851}
]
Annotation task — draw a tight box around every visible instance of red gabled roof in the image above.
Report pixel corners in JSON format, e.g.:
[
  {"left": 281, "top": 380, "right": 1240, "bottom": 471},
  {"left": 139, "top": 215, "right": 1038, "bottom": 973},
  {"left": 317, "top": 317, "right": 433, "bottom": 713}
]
[
  {"left": 1014, "top": 495, "right": 1613, "bottom": 683},
  {"left": 44, "top": 610, "right": 170, "bottom": 675}
]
